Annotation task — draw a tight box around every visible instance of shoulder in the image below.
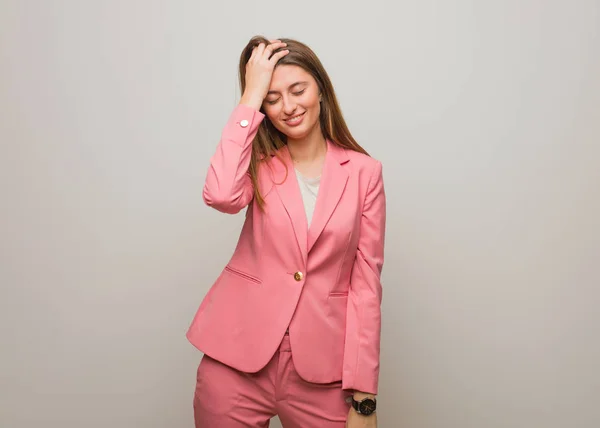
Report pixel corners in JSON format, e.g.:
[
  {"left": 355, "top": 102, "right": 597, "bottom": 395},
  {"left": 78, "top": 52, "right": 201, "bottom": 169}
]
[
  {"left": 339, "top": 146, "right": 383, "bottom": 181},
  {"left": 346, "top": 149, "right": 380, "bottom": 168}
]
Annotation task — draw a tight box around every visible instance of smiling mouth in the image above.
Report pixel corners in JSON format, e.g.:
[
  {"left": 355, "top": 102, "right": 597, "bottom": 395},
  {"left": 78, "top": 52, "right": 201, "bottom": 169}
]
[{"left": 284, "top": 112, "right": 305, "bottom": 123}]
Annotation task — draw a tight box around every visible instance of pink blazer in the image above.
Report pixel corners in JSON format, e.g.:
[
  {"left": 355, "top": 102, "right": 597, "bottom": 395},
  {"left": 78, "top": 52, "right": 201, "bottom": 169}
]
[{"left": 186, "top": 104, "right": 386, "bottom": 394}]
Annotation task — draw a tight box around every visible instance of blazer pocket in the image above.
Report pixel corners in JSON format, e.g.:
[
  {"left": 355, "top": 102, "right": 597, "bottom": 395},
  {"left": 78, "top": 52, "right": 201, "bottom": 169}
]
[
  {"left": 329, "top": 292, "right": 349, "bottom": 297},
  {"left": 224, "top": 265, "right": 262, "bottom": 284}
]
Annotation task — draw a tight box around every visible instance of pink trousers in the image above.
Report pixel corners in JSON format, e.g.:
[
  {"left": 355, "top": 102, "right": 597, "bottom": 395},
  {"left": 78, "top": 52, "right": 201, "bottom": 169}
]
[{"left": 193, "top": 333, "right": 350, "bottom": 427}]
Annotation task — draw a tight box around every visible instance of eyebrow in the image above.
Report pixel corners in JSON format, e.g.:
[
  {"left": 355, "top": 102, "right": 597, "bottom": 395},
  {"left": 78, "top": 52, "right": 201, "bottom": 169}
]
[{"left": 267, "top": 81, "right": 308, "bottom": 95}]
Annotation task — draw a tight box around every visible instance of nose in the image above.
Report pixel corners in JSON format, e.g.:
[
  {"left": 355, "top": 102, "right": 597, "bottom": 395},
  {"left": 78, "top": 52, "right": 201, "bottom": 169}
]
[{"left": 282, "top": 95, "right": 297, "bottom": 116}]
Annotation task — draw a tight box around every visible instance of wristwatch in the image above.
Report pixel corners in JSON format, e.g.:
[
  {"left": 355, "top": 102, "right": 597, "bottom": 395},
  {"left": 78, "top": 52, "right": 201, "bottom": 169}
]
[{"left": 346, "top": 395, "right": 377, "bottom": 416}]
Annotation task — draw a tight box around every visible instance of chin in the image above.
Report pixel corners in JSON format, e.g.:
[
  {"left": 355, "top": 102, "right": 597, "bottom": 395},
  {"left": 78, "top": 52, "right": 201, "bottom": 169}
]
[
  {"left": 280, "top": 118, "right": 318, "bottom": 141},
  {"left": 283, "top": 128, "right": 309, "bottom": 140}
]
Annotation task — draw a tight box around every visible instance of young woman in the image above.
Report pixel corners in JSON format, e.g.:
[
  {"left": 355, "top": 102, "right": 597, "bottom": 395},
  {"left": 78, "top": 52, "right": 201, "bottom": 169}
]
[{"left": 187, "top": 35, "right": 386, "bottom": 428}]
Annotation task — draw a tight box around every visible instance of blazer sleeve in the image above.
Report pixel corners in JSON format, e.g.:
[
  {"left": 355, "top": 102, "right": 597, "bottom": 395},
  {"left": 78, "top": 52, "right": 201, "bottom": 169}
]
[
  {"left": 202, "top": 104, "right": 265, "bottom": 214},
  {"left": 342, "top": 160, "right": 386, "bottom": 395}
]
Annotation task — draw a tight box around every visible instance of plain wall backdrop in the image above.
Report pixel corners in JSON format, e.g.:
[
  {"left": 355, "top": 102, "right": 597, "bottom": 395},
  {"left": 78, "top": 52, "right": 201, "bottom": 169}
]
[{"left": 1, "top": 1, "right": 599, "bottom": 427}]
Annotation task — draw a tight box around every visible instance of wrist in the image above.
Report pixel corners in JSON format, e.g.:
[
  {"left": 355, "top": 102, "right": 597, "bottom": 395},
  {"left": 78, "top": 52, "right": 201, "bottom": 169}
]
[
  {"left": 239, "top": 92, "right": 264, "bottom": 111},
  {"left": 353, "top": 391, "right": 376, "bottom": 400},
  {"left": 347, "top": 393, "right": 377, "bottom": 416}
]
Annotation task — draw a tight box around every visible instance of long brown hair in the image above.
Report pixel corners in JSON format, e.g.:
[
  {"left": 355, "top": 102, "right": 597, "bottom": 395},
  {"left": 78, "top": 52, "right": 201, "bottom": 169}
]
[{"left": 238, "top": 35, "right": 369, "bottom": 209}]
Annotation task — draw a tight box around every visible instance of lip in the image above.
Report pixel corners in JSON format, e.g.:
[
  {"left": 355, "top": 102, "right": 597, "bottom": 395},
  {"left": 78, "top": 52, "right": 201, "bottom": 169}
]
[{"left": 283, "top": 111, "right": 306, "bottom": 127}]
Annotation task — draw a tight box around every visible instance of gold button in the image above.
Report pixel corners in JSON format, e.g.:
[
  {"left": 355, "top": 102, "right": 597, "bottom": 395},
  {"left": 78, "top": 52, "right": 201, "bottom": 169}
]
[{"left": 293, "top": 271, "right": 303, "bottom": 281}]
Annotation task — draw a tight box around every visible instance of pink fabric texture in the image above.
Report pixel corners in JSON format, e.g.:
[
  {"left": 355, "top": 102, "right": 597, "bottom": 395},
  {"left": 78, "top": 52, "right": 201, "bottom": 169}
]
[
  {"left": 187, "top": 104, "right": 386, "bottom": 395},
  {"left": 194, "top": 334, "right": 350, "bottom": 427}
]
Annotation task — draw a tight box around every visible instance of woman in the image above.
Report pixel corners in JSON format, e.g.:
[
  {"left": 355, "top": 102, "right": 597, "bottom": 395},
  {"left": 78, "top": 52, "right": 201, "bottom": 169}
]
[{"left": 187, "top": 35, "right": 386, "bottom": 428}]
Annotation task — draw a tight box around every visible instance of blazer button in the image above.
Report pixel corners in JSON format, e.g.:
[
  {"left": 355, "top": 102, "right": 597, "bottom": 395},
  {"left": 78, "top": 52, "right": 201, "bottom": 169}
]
[{"left": 293, "top": 271, "right": 304, "bottom": 281}]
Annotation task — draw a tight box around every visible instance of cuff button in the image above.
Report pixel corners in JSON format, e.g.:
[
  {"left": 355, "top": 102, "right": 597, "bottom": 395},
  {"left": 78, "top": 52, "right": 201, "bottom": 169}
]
[{"left": 240, "top": 119, "right": 249, "bottom": 128}]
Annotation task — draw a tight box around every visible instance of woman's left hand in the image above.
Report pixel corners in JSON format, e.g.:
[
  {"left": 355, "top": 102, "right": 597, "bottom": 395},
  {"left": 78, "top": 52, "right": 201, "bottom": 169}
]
[{"left": 345, "top": 408, "right": 377, "bottom": 428}]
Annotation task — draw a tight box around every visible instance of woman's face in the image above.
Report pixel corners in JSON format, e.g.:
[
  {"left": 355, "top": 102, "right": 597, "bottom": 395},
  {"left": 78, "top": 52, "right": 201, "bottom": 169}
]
[{"left": 262, "top": 65, "right": 322, "bottom": 142}]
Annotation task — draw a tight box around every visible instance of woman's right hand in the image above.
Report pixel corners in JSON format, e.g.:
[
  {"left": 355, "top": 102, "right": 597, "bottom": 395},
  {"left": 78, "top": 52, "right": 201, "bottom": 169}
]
[{"left": 240, "top": 40, "right": 289, "bottom": 110}]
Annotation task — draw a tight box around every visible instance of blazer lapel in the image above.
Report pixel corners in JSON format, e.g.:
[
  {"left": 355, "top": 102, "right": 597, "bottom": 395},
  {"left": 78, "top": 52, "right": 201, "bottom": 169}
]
[
  {"left": 270, "top": 146, "right": 309, "bottom": 264},
  {"left": 269, "top": 141, "right": 350, "bottom": 259},
  {"left": 307, "top": 140, "right": 349, "bottom": 253}
]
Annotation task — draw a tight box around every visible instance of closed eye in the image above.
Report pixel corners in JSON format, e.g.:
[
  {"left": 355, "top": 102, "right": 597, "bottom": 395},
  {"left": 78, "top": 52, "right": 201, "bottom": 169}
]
[{"left": 264, "top": 88, "right": 305, "bottom": 105}]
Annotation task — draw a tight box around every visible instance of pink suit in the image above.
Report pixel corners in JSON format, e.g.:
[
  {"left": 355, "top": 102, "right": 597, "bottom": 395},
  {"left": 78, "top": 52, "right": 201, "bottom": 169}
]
[{"left": 187, "top": 104, "right": 386, "bottom": 425}]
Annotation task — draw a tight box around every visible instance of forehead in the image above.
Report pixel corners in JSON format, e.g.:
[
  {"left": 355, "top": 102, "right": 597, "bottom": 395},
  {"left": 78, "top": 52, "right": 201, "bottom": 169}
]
[{"left": 269, "top": 65, "right": 315, "bottom": 90}]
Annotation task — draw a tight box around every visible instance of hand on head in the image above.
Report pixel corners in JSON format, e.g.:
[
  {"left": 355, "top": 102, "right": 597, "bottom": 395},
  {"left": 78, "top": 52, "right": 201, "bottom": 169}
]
[{"left": 240, "top": 40, "right": 290, "bottom": 110}]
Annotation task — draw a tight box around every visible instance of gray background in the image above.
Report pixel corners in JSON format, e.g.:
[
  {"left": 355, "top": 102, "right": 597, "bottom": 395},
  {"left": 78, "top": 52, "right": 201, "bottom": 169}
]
[{"left": 1, "top": 1, "right": 599, "bottom": 427}]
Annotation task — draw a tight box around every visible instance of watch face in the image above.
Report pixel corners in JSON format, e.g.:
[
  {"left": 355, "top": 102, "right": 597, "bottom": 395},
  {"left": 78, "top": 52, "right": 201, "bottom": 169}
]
[{"left": 359, "top": 398, "right": 376, "bottom": 415}]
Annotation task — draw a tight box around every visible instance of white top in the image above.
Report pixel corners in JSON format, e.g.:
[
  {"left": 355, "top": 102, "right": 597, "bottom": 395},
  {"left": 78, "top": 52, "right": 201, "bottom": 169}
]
[{"left": 295, "top": 169, "right": 321, "bottom": 228}]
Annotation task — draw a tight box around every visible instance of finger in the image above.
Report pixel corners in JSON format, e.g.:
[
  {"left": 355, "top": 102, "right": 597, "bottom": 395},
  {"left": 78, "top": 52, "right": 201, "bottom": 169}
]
[
  {"left": 264, "top": 42, "right": 287, "bottom": 59},
  {"left": 248, "top": 45, "right": 259, "bottom": 62},
  {"left": 269, "top": 49, "right": 289, "bottom": 62},
  {"left": 253, "top": 42, "right": 266, "bottom": 59},
  {"left": 265, "top": 41, "right": 287, "bottom": 51}
]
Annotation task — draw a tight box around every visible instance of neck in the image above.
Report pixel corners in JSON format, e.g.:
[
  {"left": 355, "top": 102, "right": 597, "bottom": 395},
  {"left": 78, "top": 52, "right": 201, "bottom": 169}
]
[{"left": 287, "top": 128, "right": 327, "bottom": 164}]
